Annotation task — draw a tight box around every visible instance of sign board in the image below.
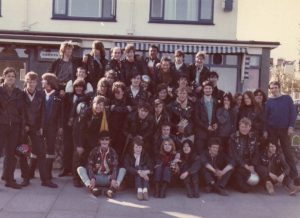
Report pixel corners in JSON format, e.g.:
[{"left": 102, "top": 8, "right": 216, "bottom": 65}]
[{"left": 38, "top": 49, "right": 59, "bottom": 61}]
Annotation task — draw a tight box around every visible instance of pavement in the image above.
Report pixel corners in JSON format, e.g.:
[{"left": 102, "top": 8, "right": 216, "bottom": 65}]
[{"left": 0, "top": 169, "right": 299, "bottom": 218}]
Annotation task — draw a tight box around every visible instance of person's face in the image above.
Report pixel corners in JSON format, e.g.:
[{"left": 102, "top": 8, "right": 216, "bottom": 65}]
[
  {"left": 175, "top": 55, "right": 183, "bottom": 64},
  {"left": 195, "top": 55, "right": 205, "bottom": 66},
  {"left": 209, "top": 144, "right": 219, "bottom": 157},
  {"left": 106, "top": 74, "right": 115, "bottom": 86},
  {"left": 254, "top": 92, "right": 263, "bottom": 104},
  {"left": 243, "top": 94, "right": 252, "bottom": 106},
  {"left": 239, "top": 123, "right": 251, "bottom": 135},
  {"left": 42, "top": 79, "right": 50, "bottom": 90},
  {"left": 183, "top": 143, "right": 191, "bottom": 154},
  {"left": 99, "top": 137, "right": 110, "bottom": 148},
  {"left": 269, "top": 84, "right": 280, "bottom": 96},
  {"left": 141, "top": 81, "right": 149, "bottom": 90},
  {"left": 161, "top": 126, "right": 171, "bottom": 137},
  {"left": 4, "top": 72, "right": 16, "bottom": 86},
  {"left": 131, "top": 75, "right": 141, "bottom": 87},
  {"left": 74, "top": 86, "right": 84, "bottom": 95},
  {"left": 26, "top": 79, "right": 37, "bottom": 91},
  {"left": 64, "top": 47, "right": 73, "bottom": 58},
  {"left": 163, "top": 141, "right": 172, "bottom": 153},
  {"left": 114, "top": 87, "right": 124, "bottom": 100},
  {"left": 177, "top": 90, "right": 188, "bottom": 102},
  {"left": 236, "top": 96, "right": 242, "bottom": 107},
  {"left": 178, "top": 78, "right": 188, "bottom": 87},
  {"left": 223, "top": 97, "right": 230, "bottom": 107},
  {"left": 93, "top": 102, "right": 105, "bottom": 113},
  {"left": 158, "top": 89, "right": 167, "bottom": 100},
  {"left": 268, "top": 143, "right": 277, "bottom": 155},
  {"left": 126, "top": 50, "right": 135, "bottom": 62},
  {"left": 155, "top": 103, "right": 163, "bottom": 115},
  {"left": 112, "top": 48, "right": 122, "bottom": 60},
  {"left": 149, "top": 47, "right": 158, "bottom": 59},
  {"left": 209, "top": 76, "right": 218, "bottom": 86},
  {"left": 98, "top": 84, "right": 108, "bottom": 95},
  {"left": 133, "top": 144, "right": 143, "bottom": 155},
  {"left": 138, "top": 108, "right": 149, "bottom": 120},
  {"left": 203, "top": 85, "right": 213, "bottom": 96},
  {"left": 161, "top": 61, "right": 170, "bottom": 72},
  {"left": 93, "top": 49, "right": 101, "bottom": 56},
  {"left": 77, "top": 69, "right": 87, "bottom": 79}
]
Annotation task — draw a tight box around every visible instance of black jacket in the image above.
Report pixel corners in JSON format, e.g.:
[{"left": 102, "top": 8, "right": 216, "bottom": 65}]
[
  {"left": 179, "top": 152, "right": 201, "bottom": 174},
  {"left": 42, "top": 91, "right": 63, "bottom": 129},
  {"left": 201, "top": 150, "right": 234, "bottom": 170},
  {"left": 126, "top": 87, "right": 149, "bottom": 110},
  {"left": 121, "top": 58, "right": 148, "bottom": 86},
  {"left": 188, "top": 64, "right": 210, "bottom": 86},
  {"left": 238, "top": 105, "right": 264, "bottom": 135},
  {"left": 106, "top": 59, "right": 124, "bottom": 82},
  {"left": 124, "top": 152, "right": 153, "bottom": 175}
]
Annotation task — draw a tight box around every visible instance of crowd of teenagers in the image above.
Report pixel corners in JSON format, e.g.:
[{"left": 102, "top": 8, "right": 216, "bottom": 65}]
[{"left": 0, "top": 40, "right": 300, "bottom": 201}]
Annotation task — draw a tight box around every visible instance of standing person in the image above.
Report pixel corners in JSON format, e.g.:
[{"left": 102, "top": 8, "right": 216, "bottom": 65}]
[
  {"left": 153, "top": 99, "right": 170, "bottom": 135},
  {"left": 151, "top": 83, "right": 173, "bottom": 105},
  {"left": 144, "top": 44, "right": 160, "bottom": 76},
  {"left": 124, "top": 136, "right": 153, "bottom": 200},
  {"left": 216, "top": 92, "right": 237, "bottom": 153},
  {"left": 48, "top": 41, "right": 79, "bottom": 96},
  {"left": 65, "top": 67, "right": 94, "bottom": 95},
  {"left": 178, "top": 140, "right": 201, "bottom": 198},
  {"left": 172, "top": 50, "right": 189, "bottom": 81},
  {"left": 41, "top": 73, "right": 63, "bottom": 181},
  {"left": 201, "top": 137, "right": 234, "bottom": 196},
  {"left": 155, "top": 56, "right": 176, "bottom": 89},
  {"left": 23, "top": 72, "right": 58, "bottom": 188},
  {"left": 264, "top": 81, "right": 300, "bottom": 185},
  {"left": 207, "top": 71, "right": 225, "bottom": 107},
  {"left": 0, "top": 67, "right": 24, "bottom": 189},
  {"left": 189, "top": 51, "right": 210, "bottom": 95},
  {"left": 229, "top": 117, "right": 260, "bottom": 193},
  {"left": 106, "top": 47, "right": 124, "bottom": 82},
  {"left": 194, "top": 81, "right": 218, "bottom": 154},
  {"left": 254, "top": 89, "right": 267, "bottom": 111},
  {"left": 83, "top": 40, "right": 108, "bottom": 89}
]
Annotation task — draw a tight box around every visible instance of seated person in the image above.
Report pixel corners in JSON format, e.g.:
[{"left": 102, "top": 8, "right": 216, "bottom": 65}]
[
  {"left": 229, "top": 117, "right": 260, "bottom": 193},
  {"left": 178, "top": 139, "right": 201, "bottom": 198},
  {"left": 201, "top": 137, "right": 234, "bottom": 196},
  {"left": 256, "top": 140, "right": 300, "bottom": 195},
  {"left": 77, "top": 131, "right": 120, "bottom": 198},
  {"left": 124, "top": 136, "right": 153, "bottom": 201},
  {"left": 65, "top": 67, "right": 93, "bottom": 94}
]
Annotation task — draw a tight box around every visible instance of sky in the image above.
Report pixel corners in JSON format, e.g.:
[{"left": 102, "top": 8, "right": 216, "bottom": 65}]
[{"left": 237, "top": 0, "right": 300, "bottom": 62}]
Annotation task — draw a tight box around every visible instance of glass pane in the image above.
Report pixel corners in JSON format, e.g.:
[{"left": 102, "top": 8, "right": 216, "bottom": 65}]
[
  {"left": 54, "top": 0, "right": 66, "bottom": 14},
  {"left": 213, "top": 54, "right": 223, "bottom": 65},
  {"left": 243, "top": 69, "right": 259, "bottom": 92},
  {"left": 103, "top": 0, "right": 114, "bottom": 18},
  {"left": 69, "top": 0, "right": 101, "bottom": 17},
  {"left": 151, "top": 0, "right": 163, "bottom": 18},
  {"left": 200, "top": 0, "right": 213, "bottom": 20},
  {"left": 249, "top": 56, "right": 260, "bottom": 67},
  {"left": 210, "top": 67, "right": 237, "bottom": 93},
  {"left": 226, "top": 55, "right": 238, "bottom": 65},
  {"left": 165, "top": 0, "right": 198, "bottom": 21}
]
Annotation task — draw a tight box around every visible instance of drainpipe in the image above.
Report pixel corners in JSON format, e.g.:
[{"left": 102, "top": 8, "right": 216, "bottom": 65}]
[
  {"left": 22, "top": 0, "right": 30, "bottom": 31},
  {"left": 126, "top": 0, "right": 135, "bottom": 35}
]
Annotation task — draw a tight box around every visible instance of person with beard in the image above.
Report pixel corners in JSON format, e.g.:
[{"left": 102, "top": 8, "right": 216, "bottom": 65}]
[{"left": 178, "top": 139, "right": 201, "bottom": 198}]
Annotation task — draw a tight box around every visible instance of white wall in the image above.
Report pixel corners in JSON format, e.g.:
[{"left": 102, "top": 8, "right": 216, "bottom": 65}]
[{"left": 0, "top": 0, "right": 238, "bottom": 40}]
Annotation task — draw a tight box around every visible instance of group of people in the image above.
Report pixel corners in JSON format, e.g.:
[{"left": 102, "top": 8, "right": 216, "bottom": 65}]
[{"left": 0, "top": 40, "right": 299, "bottom": 200}]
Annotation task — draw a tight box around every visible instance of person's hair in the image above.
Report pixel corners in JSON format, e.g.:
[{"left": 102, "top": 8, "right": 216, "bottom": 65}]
[
  {"left": 59, "top": 41, "right": 74, "bottom": 57},
  {"left": 91, "top": 40, "right": 106, "bottom": 59},
  {"left": 112, "top": 81, "right": 126, "bottom": 94},
  {"left": 267, "top": 138, "right": 278, "bottom": 149},
  {"left": 124, "top": 44, "right": 135, "bottom": 54},
  {"left": 25, "top": 71, "right": 38, "bottom": 82},
  {"left": 3, "top": 67, "right": 17, "bottom": 77},
  {"left": 98, "top": 130, "right": 110, "bottom": 139},
  {"left": 222, "top": 92, "right": 234, "bottom": 108},
  {"left": 42, "top": 73, "right": 58, "bottom": 90},
  {"left": 241, "top": 91, "right": 261, "bottom": 112},
  {"left": 105, "top": 69, "right": 117, "bottom": 80},
  {"left": 202, "top": 81, "right": 214, "bottom": 88},
  {"left": 132, "top": 135, "right": 144, "bottom": 147},
  {"left": 130, "top": 70, "right": 140, "bottom": 80},
  {"left": 160, "top": 56, "right": 171, "bottom": 64},
  {"left": 154, "top": 98, "right": 164, "bottom": 107},
  {"left": 181, "top": 139, "right": 193, "bottom": 150},
  {"left": 73, "top": 78, "right": 86, "bottom": 90},
  {"left": 149, "top": 44, "right": 159, "bottom": 52},
  {"left": 233, "top": 92, "right": 242, "bottom": 106},
  {"left": 137, "top": 101, "right": 151, "bottom": 111},
  {"left": 111, "top": 46, "right": 122, "bottom": 53},
  {"left": 268, "top": 81, "right": 281, "bottom": 89},
  {"left": 208, "top": 137, "right": 222, "bottom": 147},
  {"left": 208, "top": 71, "right": 219, "bottom": 79},
  {"left": 254, "top": 89, "right": 267, "bottom": 103},
  {"left": 77, "top": 66, "right": 87, "bottom": 73},
  {"left": 176, "top": 87, "right": 188, "bottom": 95},
  {"left": 239, "top": 117, "right": 252, "bottom": 126},
  {"left": 156, "top": 83, "right": 168, "bottom": 93},
  {"left": 160, "top": 121, "right": 172, "bottom": 129},
  {"left": 175, "top": 49, "right": 185, "bottom": 58},
  {"left": 97, "top": 77, "right": 110, "bottom": 90},
  {"left": 160, "top": 137, "right": 176, "bottom": 155},
  {"left": 93, "top": 95, "right": 107, "bottom": 105},
  {"left": 196, "top": 51, "right": 206, "bottom": 59}
]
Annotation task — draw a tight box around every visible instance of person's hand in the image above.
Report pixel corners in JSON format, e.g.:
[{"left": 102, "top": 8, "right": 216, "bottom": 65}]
[
  {"left": 110, "top": 105, "right": 116, "bottom": 111},
  {"left": 89, "top": 178, "right": 96, "bottom": 189},
  {"left": 248, "top": 165, "right": 255, "bottom": 173},
  {"left": 278, "top": 174, "right": 285, "bottom": 184},
  {"left": 58, "top": 128, "right": 63, "bottom": 136},
  {"left": 177, "top": 126, "right": 185, "bottom": 134},
  {"left": 25, "top": 125, "right": 30, "bottom": 133},
  {"left": 76, "top": 147, "right": 84, "bottom": 155},
  {"left": 288, "top": 127, "right": 294, "bottom": 136},
  {"left": 126, "top": 106, "right": 132, "bottom": 112},
  {"left": 180, "top": 171, "right": 189, "bottom": 180},
  {"left": 38, "top": 128, "right": 43, "bottom": 136},
  {"left": 82, "top": 55, "right": 88, "bottom": 63},
  {"left": 212, "top": 123, "right": 218, "bottom": 131},
  {"left": 215, "top": 169, "right": 223, "bottom": 179},
  {"left": 208, "top": 125, "right": 214, "bottom": 131},
  {"left": 68, "top": 118, "right": 73, "bottom": 126},
  {"left": 269, "top": 172, "right": 277, "bottom": 182}
]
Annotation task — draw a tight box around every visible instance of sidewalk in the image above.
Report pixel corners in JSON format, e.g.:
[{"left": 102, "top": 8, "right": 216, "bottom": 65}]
[{"left": 0, "top": 169, "right": 299, "bottom": 218}]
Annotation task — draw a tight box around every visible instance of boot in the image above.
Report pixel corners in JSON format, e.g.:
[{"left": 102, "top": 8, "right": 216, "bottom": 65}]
[
  {"left": 184, "top": 180, "right": 193, "bottom": 198},
  {"left": 192, "top": 178, "right": 200, "bottom": 198},
  {"left": 45, "top": 158, "right": 54, "bottom": 180},
  {"left": 20, "top": 178, "right": 30, "bottom": 187},
  {"left": 41, "top": 180, "right": 58, "bottom": 188},
  {"left": 154, "top": 182, "right": 160, "bottom": 198},
  {"left": 160, "top": 182, "right": 168, "bottom": 198}
]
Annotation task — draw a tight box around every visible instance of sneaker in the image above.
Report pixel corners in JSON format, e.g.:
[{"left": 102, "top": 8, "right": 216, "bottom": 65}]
[
  {"left": 106, "top": 189, "right": 114, "bottom": 198},
  {"left": 137, "top": 191, "right": 143, "bottom": 200},
  {"left": 265, "top": 181, "right": 275, "bottom": 195},
  {"left": 143, "top": 191, "right": 149, "bottom": 201},
  {"left": 91, "top": 188, "right": 102, "bottom": 197}
]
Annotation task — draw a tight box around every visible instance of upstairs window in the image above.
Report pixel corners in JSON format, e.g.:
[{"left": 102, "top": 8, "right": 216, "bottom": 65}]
[
  {"left": 53, "top": 0, "right": 116, "bottom": 21},
  {"left": 150, "top": 0, "right": 214, "bottom": 24}
]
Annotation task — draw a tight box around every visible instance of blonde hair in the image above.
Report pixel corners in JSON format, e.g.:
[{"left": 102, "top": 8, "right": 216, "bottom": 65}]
[{"left": 59, "top": 41, "right": 74, "bottom": 57}]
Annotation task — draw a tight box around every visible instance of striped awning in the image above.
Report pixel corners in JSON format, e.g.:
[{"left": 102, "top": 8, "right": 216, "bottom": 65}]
[{"left": 115, "top": 42, "right": 247, "bottom": 54}]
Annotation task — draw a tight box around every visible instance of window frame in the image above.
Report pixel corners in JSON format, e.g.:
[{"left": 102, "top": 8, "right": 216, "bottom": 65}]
[
  {"left": 149, "top": 0, "right": 214, "bottom": 25},
  {"left": 52, "top": 0, "right": 117, "bottom": 22}
]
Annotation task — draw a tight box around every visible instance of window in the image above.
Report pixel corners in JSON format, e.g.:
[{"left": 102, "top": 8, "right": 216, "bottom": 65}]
[
  {"left": 53, "top": 0, "right": 116, "bottom": 21},
  {"left": 150, "top": 0, "right": 214, "bottom": 24}
]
